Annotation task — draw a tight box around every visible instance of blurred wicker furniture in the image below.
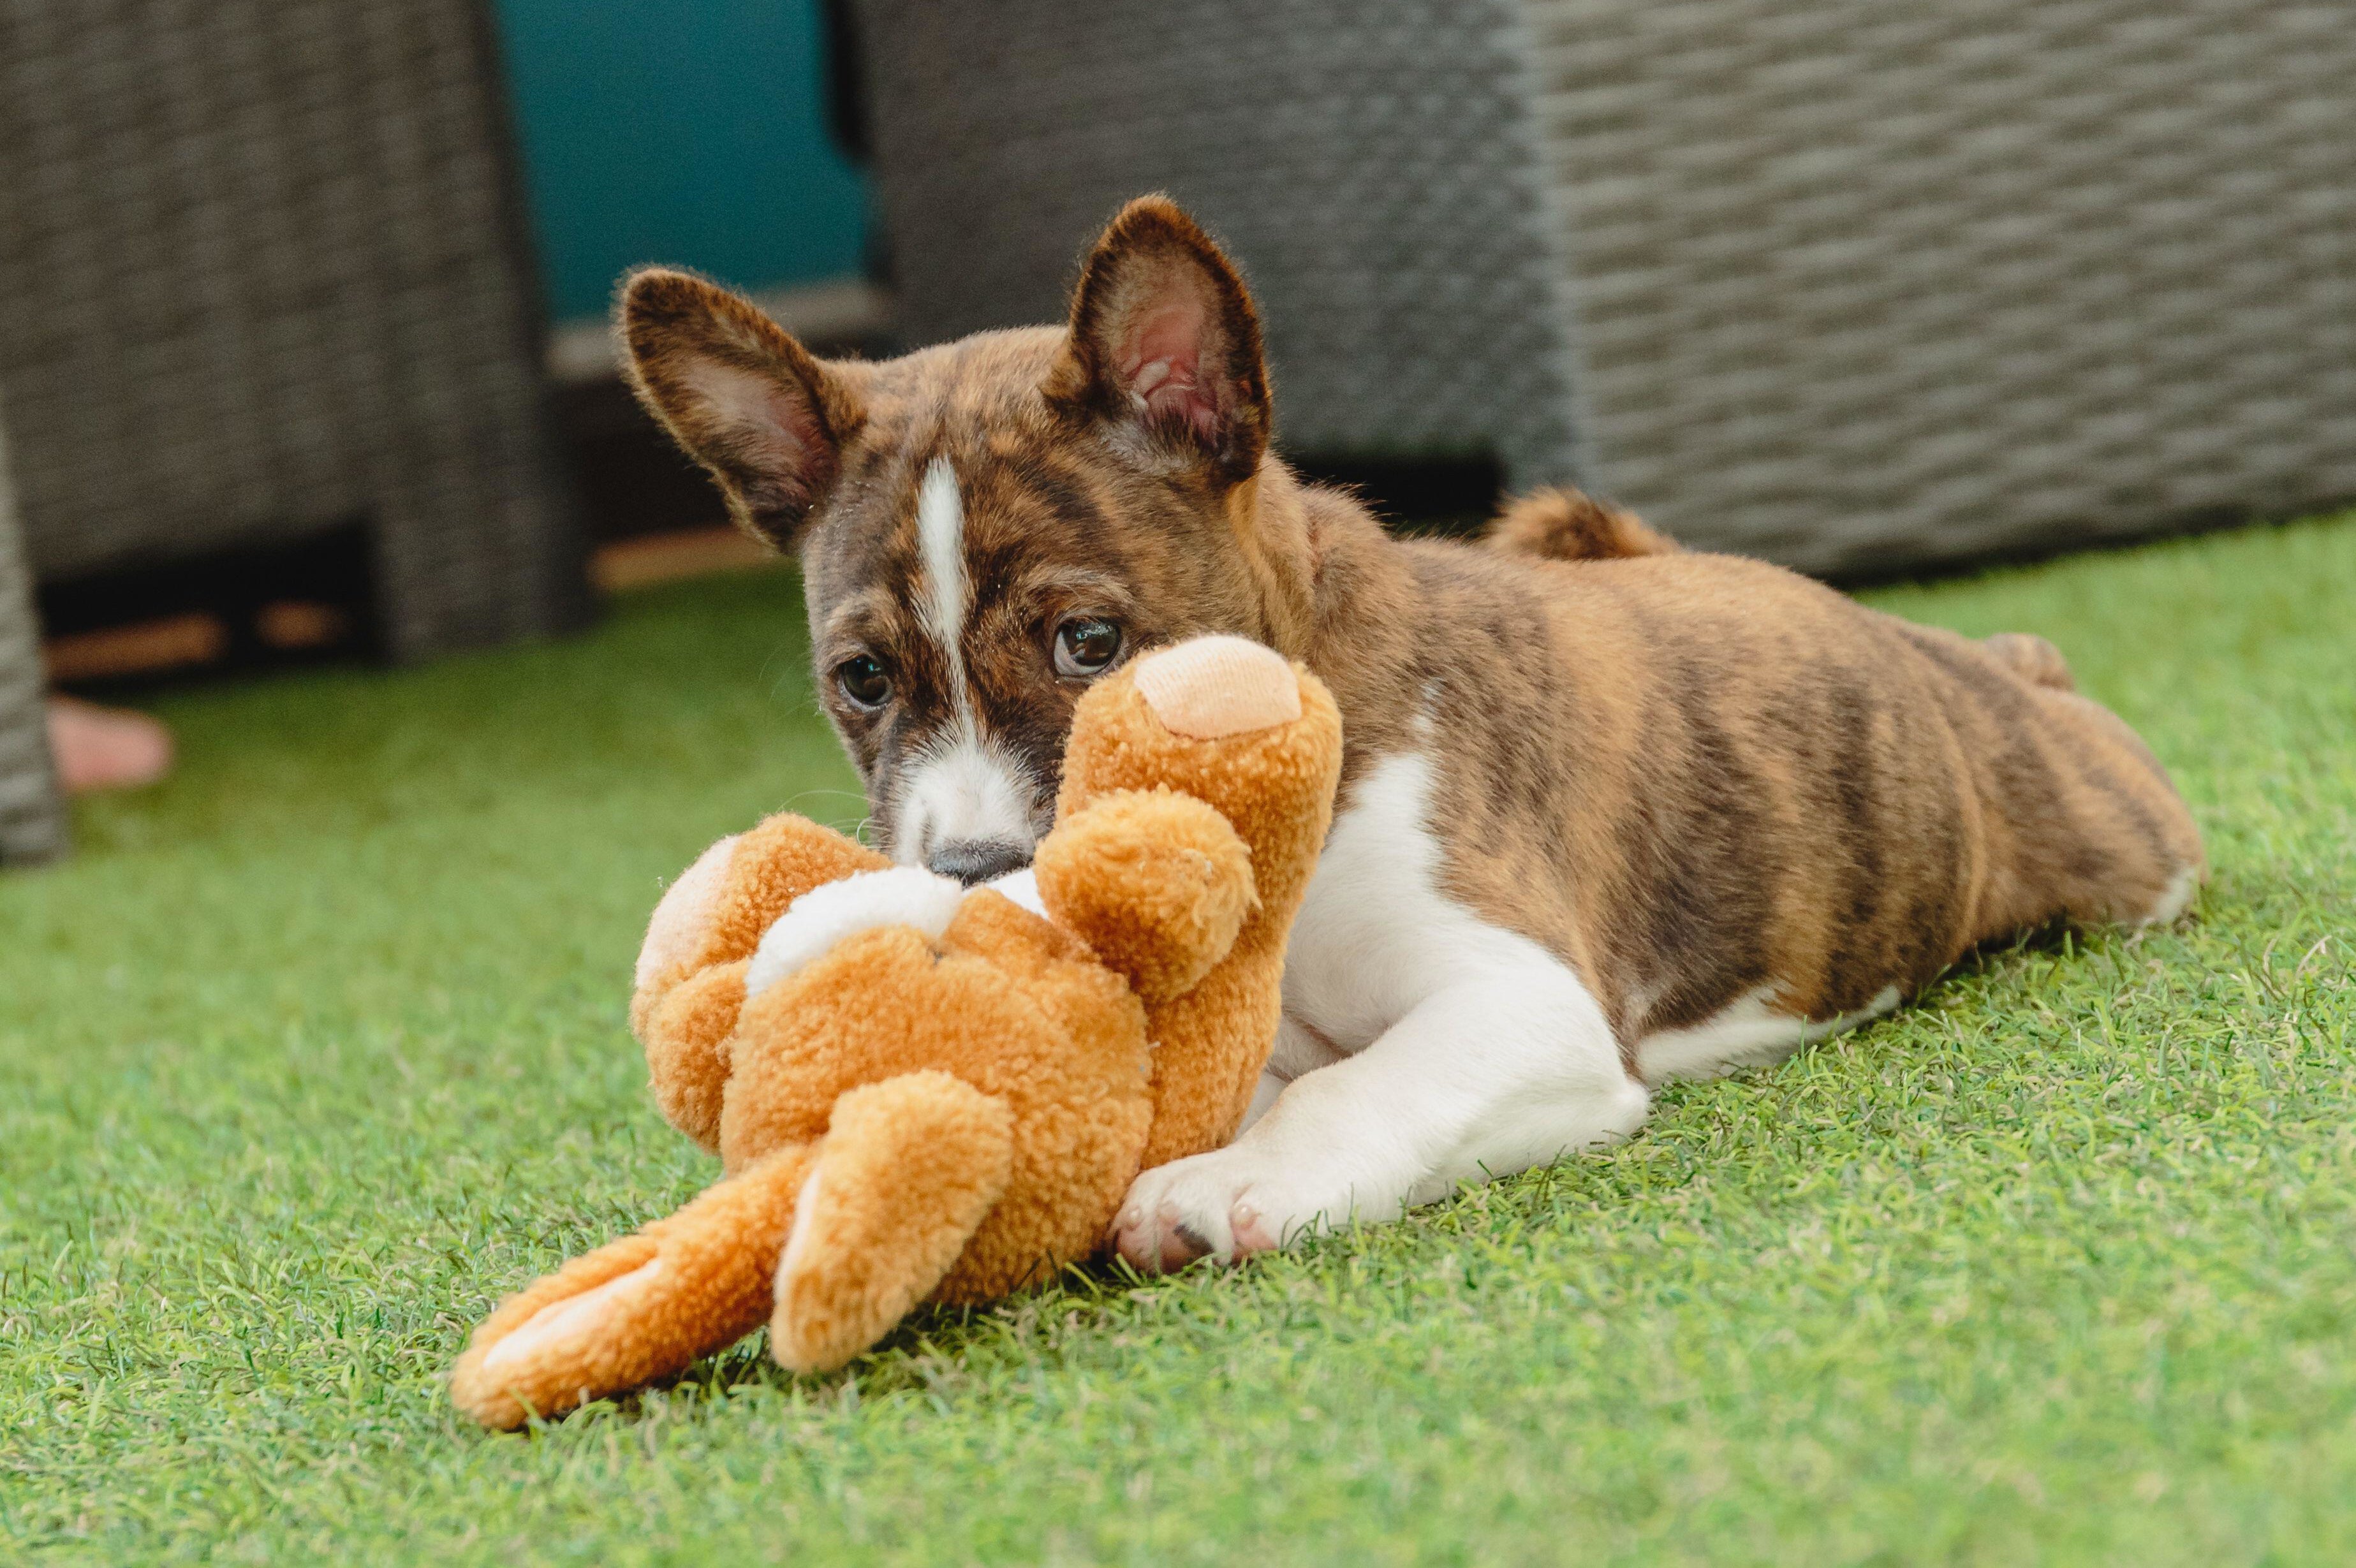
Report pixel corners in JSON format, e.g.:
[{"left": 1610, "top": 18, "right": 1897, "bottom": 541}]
[
  {"left": 856, "top": 0, "right": 2356, "bottom": 574},
  {"left": 0, "top": 431, "right": 63, "bottom": 865},
  {"left": 0, "top": 0, "right": 585, "bottom": 673}
]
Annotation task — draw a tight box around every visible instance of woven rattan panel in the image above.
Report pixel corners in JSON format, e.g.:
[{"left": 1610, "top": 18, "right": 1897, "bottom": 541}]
[
  {"left": 0, "top": 0, "right": 583, "bottom": 656},
  {"left": 0, "top": 418, "right": 64, "bottom": 866},
  {"left": 857, "top": 0, "right": 1586, "bottom": 481},
  {"left": 1521, "top": 0, "right": 2356, "bottom": 572}
]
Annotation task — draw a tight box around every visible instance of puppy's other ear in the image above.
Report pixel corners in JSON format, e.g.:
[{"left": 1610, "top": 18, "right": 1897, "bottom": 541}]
[
  {"left": 1045, "top": 196, "right": 1270, "bottom": 485},
  {"left": 620, "top": 269, "right": 867, "bottom": 549}
]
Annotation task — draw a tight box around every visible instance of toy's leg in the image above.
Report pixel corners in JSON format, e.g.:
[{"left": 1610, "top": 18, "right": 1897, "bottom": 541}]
[
  {"left": 771, "top": 1072, "right": 1013, "bottom": 1374},
  {"left": 2024, "top": 685, "right": 2205, "bottom": 927},
  {"left": 1114, "top": 972, "right": 1647, "bottom": 1271},
  {"left": 450, "top": 1141, "right": 814, "bottom": 1429}
]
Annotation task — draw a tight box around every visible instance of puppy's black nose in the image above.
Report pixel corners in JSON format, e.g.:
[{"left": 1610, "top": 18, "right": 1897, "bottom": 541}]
[{"left": 925, "top": 839, "right": 1032, "bottom": 886}]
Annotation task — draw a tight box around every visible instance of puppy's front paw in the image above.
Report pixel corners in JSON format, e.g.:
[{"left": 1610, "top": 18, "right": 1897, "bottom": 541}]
[{"left": 1112, "top": 1148, "right": 1344, "bottom": 1273}]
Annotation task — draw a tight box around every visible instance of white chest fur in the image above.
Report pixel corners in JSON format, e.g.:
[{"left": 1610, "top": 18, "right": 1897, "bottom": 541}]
[
  {"left": 1277, "top": 744, "right": 1890, "bottom": 1088},
  {"left": 1119, "top": 741, "right": 1647, "bottom": 1266},
  {"left": 1279, "top": 746, "right": 1598, "bottom": 1057},
  {"left": 1278, "top": 749, "right": 1443, "bottom": 1054}
]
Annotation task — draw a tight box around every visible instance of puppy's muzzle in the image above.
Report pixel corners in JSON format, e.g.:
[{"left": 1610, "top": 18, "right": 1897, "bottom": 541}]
[{"left": 926, "top": 838, "right": 1033, "bottom": 886}]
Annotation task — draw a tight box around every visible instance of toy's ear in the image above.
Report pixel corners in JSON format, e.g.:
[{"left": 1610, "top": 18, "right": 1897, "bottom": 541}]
[
  {"left": 1043, "top": 196, "right": 1270, "bottom": 486},
  {"left": 621, "top": 268, "right": 869, "bottom": 549}
]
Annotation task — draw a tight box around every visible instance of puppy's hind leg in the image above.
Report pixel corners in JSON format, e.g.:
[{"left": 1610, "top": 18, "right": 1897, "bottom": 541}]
[
  {"left": 1113, "top": 960, "right": 1647, "bottom": 1270},
  {"left": 2016, "top": 684, "right": 2207, "bottom": 928}
]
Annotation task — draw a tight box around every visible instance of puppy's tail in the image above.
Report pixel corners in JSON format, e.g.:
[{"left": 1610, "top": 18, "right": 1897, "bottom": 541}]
[
  {"left": 1982, "top": 632, "right": 2076, "bottom": 692},
  {"left": 1485, "top": 487, "right": 1680, "bottom": 562}
]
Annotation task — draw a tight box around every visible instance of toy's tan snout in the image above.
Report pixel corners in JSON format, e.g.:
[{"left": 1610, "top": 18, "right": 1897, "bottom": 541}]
[{"left": 1132, "top": 636, "right": 1301, "bottom": 738}]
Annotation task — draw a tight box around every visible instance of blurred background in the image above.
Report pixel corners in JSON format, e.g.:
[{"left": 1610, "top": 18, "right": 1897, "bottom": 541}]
[{"left": 2, "top": 0, "right": 2351, "bottom": 864}]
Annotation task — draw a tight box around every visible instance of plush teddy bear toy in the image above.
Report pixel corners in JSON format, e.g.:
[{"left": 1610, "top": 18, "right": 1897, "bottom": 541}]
[{"left": 450, "top": 636, "right": 1341, "bottom": 1428}]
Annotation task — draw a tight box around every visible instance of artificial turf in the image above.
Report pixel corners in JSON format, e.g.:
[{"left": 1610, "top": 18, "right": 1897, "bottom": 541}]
[{"left": 3, "top": 511, "right": 2352, "bottom": 1565}]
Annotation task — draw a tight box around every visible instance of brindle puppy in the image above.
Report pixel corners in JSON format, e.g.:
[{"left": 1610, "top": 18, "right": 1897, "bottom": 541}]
[{"left": 621, "top": 196, "right": 2203, "bottom": 1271}]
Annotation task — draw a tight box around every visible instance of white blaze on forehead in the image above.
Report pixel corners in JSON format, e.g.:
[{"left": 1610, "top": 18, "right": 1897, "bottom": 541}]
[
  {"left": 916, "top": 457, "right": 968, "bottom": 677},
  {"left": 894, "top": 455, "right": 1038, "bottom": 863}
]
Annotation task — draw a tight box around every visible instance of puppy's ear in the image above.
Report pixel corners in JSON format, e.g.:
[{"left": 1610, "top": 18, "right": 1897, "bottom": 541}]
[
  {"left": 1044, "top": 196, "right": 1270, "bottom": 485},
  {"left": 620, "top": 269, "right": 867, "bottom": 549}
]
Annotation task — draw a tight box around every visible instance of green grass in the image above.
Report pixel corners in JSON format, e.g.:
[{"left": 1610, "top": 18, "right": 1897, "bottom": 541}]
[{"left": 4, "top": 513, "right": 2353, "bottom": 1566}]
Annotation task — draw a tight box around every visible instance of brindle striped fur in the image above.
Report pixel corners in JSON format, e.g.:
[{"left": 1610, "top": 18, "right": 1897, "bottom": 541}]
[
  {"left": 1487, "top": 487, "right": 1681, "bottom": 562},
  {"left": 1307, "top": 517, "right": 2200, "bottom": 1055},
  {"left": 622, "top": 194, "right": 2203, "bottom": 1083}
]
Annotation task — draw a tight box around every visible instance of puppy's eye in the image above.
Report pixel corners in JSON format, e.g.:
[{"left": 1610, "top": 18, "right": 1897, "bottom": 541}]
[
  {"left": 1054, "top": 617, "right": 1123, "bottom": 678},
  {"left": 837, "top": 655, "right": 891, "bottom": 709}
]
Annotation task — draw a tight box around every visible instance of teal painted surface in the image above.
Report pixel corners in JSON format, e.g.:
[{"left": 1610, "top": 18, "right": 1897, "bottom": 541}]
[{"left": 492, "top": 0, "right": 869, "bottom": 322}]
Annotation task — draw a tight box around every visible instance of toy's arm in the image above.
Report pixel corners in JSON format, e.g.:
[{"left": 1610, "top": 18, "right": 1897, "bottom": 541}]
[
  {"left": 450, "top": 1139, "right": 816, "bottom": 1430},
  {"left": 1031, "top": 789, "right": 1256, "bottom": 1003},
  {"left": 771, "top": 1071, "right": 1013, "bottom": 1374}
]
